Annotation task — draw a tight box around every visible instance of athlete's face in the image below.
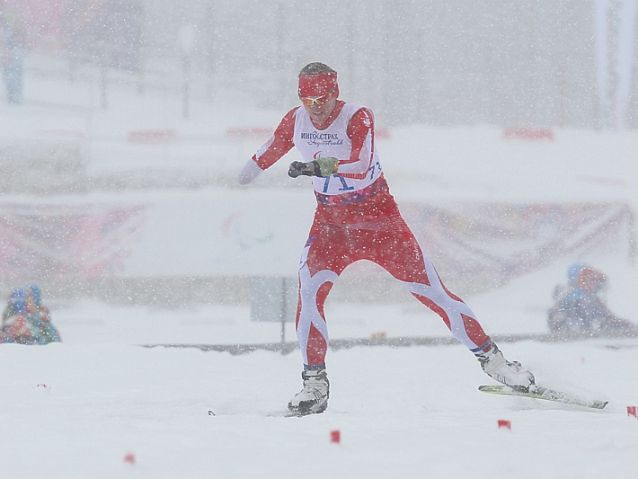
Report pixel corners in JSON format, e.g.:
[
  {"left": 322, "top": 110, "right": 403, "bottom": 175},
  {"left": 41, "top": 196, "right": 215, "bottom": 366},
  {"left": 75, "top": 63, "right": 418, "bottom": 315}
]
[{"left": 300, "top": 93, "right": 337, "bottom": 125}]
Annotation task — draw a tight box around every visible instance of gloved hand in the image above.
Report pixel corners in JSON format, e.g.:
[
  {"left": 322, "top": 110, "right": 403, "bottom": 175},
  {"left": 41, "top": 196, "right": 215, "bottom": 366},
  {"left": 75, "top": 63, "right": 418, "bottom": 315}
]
[{"left": 288, "top": 157, "right": 338, "bottom": 178}]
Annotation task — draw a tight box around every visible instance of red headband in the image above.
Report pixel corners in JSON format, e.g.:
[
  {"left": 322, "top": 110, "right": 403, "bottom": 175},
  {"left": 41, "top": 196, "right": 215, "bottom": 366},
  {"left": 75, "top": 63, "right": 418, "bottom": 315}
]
[{"left": 298, "top": 72, "right": 339, "bottom": 98}]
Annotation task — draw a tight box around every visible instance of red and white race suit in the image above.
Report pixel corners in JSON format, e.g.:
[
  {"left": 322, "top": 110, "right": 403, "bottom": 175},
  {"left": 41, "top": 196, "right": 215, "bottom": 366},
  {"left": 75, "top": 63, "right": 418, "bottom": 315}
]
[{"left": 249, "top": 100, "right": 493, "bottom": 367}]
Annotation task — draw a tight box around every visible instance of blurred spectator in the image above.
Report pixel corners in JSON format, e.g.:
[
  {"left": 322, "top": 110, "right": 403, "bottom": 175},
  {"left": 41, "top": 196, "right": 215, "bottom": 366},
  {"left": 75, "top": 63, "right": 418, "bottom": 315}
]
[
  {"left": 0, "top": 0, "right": 26, "bottom": 104},
  {"left": 1, "top": 288, "right": 32, "bottom": 343},
  {"left": 2, "top": 287, "right": 25, "bottom": 323},
  {"left": 547, "top": 264, "right": 637, "bottom": 336},
  {"left": 1, "top": 286, "right": 61, "bottom": 345},
  {"left": 26, "top": 284, "right": 61, "bottom": 343}
]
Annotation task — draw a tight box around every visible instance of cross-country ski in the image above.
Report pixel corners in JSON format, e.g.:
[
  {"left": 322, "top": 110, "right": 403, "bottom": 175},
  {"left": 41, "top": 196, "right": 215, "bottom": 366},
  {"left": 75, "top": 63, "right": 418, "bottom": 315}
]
[{"left": 478, "top": 384, "right": 609, "bottom": 410}]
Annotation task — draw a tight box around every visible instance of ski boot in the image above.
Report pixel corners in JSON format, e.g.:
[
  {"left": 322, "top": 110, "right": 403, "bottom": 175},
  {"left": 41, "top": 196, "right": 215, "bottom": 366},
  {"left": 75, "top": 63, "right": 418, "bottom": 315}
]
[
  {"left": 288, "top": 368, "right": 329, "bottom": 416},
  {"left": 477, "top": 344, "right": 535, "bottom": 390}
]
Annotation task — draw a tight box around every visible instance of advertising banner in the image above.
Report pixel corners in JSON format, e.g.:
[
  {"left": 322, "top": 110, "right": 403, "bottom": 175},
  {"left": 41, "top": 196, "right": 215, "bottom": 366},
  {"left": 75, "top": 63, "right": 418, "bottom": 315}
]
[{"left": 0, "top": 194, "right": 633, "bottom": 294}]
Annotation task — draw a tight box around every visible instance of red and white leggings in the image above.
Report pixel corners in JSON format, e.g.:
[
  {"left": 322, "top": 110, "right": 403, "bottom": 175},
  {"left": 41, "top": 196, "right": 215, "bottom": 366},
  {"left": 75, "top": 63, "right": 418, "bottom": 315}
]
[{"left": 295, "top": 212, "right": 493, "bottom": 367}]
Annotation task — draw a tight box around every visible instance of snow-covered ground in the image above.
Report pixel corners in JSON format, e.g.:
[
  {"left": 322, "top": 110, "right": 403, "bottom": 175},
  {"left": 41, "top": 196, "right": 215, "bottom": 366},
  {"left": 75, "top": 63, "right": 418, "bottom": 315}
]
[
  {"left": 1, "top": 60, "right": 638, "bottom": 478},
  {"left": 1, "top": 339, "right": 637, "bottom": 479}
]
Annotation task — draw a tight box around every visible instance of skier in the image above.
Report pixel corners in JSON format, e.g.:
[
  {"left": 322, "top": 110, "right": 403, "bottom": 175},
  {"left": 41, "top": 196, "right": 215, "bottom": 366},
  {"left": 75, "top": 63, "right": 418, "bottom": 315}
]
[{"left": 238, "top": 62, "right": 534, "bottom": 415}]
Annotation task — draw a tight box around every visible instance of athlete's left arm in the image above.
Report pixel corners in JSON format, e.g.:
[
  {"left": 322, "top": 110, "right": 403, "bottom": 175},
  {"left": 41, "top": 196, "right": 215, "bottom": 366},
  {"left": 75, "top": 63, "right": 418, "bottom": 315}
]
[{"left": 336, "top": 108, "right": 375, "bottom": 180}]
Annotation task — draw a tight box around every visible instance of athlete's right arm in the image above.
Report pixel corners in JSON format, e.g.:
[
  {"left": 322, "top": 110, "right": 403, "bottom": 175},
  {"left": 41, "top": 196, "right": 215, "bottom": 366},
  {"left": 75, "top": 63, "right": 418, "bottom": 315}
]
[{"left": 237, "top": 107, "right": 298, "bottom": 185}]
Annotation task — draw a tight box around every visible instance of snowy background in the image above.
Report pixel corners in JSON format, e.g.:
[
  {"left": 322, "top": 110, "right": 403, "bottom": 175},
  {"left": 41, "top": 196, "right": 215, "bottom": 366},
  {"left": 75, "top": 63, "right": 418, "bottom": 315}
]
[{"left": 1, "top": 1, "right": 638, "bottom": 478}]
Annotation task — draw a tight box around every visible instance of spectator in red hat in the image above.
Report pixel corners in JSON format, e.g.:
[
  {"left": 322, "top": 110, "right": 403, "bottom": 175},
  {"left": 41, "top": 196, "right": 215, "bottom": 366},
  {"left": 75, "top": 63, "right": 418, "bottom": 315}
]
[{"left": 547, "top": 264, "right": 636, "bottom": 336}]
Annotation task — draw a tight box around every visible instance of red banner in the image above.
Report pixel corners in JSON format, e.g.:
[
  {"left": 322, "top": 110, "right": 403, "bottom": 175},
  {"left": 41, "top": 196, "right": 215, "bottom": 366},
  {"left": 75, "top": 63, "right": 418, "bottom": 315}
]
[{"left": 0, "top": 203, "right": 145, "bottom": 283}]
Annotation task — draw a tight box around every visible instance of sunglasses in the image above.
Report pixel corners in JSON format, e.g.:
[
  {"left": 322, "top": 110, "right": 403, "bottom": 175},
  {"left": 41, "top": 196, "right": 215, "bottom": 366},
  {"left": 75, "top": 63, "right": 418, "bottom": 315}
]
[{"left": 299, "top": 94, "right": 331, "bottom": 107}]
